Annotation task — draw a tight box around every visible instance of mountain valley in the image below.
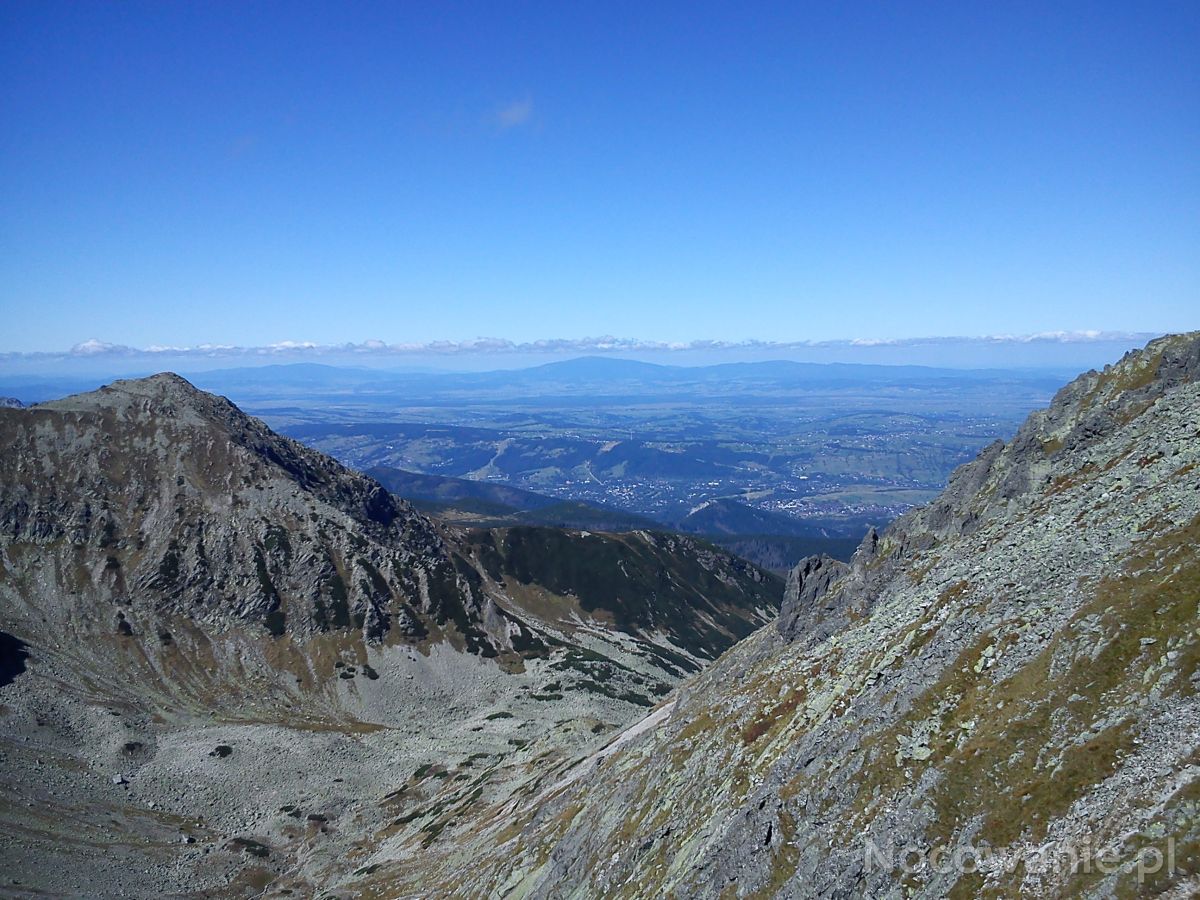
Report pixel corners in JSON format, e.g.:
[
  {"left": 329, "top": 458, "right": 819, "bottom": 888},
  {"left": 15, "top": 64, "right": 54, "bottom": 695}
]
[{"left": 0, "top": 334, "right": 1197, "bottom": 897}]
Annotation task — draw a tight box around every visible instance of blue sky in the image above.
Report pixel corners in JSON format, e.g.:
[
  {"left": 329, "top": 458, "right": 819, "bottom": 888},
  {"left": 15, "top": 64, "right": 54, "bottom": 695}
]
[{"left": 1, "top": 1, "right": 1196, "bottom": 354}]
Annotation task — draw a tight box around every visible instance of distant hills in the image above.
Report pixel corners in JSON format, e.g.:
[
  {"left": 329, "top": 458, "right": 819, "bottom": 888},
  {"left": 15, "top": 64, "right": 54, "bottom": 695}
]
[
  {"left": 0, "top": 355, "right": 1071, "bottom": 406},
  {"left": 674, "top": 496, "right": 822, "bottom": 537},
  {"left": 365, "top": 465, "right": 661, "bottom": 533},
  {"left": 188, "top": 356, "right": 1072, "bottom": 407},
  {"left": 367, "top": 464, "right": 861, "bottom": 570}
]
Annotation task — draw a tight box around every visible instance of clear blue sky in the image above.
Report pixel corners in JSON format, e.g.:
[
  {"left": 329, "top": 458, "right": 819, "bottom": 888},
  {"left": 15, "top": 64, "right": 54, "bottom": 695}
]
[{"left": 2, "top": 1, "right": 1196, "bottom": 353}]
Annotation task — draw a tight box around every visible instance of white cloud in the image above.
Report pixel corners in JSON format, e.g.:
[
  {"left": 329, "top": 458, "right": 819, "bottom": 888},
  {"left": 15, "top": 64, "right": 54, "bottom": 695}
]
[
  {"left": 70, "top": 339, "right": 125, "bottom": 355},
  {"left": 493, "top": 97, "right": 533, "bottom": 129},
  {"left": 0, "top": 331, "right": 1161, "bottom": 364}
]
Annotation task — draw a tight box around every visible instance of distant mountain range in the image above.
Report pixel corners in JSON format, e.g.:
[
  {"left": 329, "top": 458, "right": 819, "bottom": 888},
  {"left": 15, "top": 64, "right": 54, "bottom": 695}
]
[
  {"left": 196, "top": 356, "right": 1077, "bottom": 408},
  {"left": 2, "top": 330, "right": 1158, "bottom": 372},
  {"left": 0, "top": 355, "right": 1072, "bottom": 406}
]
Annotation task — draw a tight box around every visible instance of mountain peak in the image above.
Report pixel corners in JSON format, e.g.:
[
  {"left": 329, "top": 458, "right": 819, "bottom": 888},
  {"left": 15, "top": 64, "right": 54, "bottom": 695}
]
[
  {"left": 107, "top": 370, "right": 204, "bottom": 398},
  {"left": 35, "top": 370, "right": 239, "bottom": 424}
]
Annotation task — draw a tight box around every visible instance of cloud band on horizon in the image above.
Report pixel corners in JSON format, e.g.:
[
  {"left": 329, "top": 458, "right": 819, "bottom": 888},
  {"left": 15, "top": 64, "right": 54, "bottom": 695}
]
[{"left": 0, "top": 331, "right": 1164, "bottom": 363}]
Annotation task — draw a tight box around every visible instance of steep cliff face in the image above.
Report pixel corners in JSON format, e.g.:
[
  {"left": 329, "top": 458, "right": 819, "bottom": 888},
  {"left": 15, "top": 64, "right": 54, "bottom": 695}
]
[
  {"left": 776, "top": 552, "right": 851, "bottom": 645},
  {"left": 356, "top": 332, "right": 1200, "bottom": 898},
  {"left": 0, "top": 374, "right": 780, "bottom": 897}
]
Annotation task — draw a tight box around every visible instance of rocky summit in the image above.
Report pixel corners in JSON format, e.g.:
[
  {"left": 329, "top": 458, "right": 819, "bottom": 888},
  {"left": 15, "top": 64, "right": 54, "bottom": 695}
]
[
  {"left": 1, "top": 332, "right": 1198, "bottom": 898},
  {"left": 0, "top": 373, "right": 779, "bottom": 897}
]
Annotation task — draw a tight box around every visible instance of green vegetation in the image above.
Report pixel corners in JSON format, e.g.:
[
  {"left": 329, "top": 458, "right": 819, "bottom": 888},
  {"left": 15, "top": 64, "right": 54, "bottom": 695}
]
[
  {"left": 846, "top": 512, "right": 1200, "bottom": 883},
  {"left": 472, "top": 526, "right": 780, "bottom": 660}
]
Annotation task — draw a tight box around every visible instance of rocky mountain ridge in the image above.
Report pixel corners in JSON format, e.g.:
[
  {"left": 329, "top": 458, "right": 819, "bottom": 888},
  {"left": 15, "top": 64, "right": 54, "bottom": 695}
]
[
  {"left": 338, "top": 331, "right": 1200, "bottom": 898},
  {"left": 0, "top": 373, "right": 776, "bottom": 664}
]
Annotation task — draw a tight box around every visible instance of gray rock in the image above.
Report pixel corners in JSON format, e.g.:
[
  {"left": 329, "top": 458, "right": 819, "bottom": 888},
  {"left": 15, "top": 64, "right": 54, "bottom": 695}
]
[{"left": 777, "top": 554, "right": 851, "bottom": 643}]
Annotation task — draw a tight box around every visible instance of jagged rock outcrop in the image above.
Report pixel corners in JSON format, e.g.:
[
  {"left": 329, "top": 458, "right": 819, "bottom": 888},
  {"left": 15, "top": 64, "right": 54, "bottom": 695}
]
[
  {"left": 348, "top": 331, "right": 1200, "bottom": 898},
  {"left": 775, "top": 553, "right": 850, "bottom": 644},
  {"left": 786, "top": 331, "right": 1200, "bottom": 646}
]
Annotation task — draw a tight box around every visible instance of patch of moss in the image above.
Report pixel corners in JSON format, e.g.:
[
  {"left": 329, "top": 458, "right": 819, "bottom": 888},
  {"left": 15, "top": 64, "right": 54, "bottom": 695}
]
[
  {"left": 1040, "top": 436, "right": 1064, "bottom": 456},
  {"left": 230, "top": 837, "right": 270, "bottom": 858},
  {"left": 741, "top": 687, "right": 807, "bottom": 746}
]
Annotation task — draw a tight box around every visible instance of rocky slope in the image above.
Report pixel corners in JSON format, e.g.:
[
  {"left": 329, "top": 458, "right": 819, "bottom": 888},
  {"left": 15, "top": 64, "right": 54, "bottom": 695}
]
[
  {"left": 339, "top": 331, "right": 1200, "bottom": 898},
  {"left": 0, "top": 374, "right": 780, "bottom": 897}
]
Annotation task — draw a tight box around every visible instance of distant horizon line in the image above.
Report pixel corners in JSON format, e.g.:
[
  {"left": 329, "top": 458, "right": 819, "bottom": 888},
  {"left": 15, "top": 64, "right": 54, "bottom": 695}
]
[{"left": 0, "top": 330, "right": 1168, "bottom": 362}]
